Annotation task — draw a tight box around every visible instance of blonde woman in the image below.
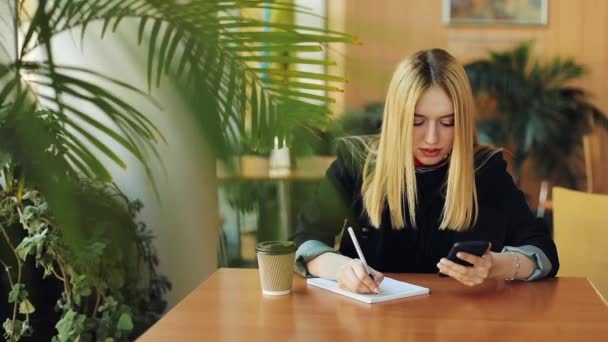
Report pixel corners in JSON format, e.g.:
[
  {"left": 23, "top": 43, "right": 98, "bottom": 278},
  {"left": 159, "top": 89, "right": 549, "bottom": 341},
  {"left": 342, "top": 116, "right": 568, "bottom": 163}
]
[{"left": 294, "top": 48, "right": 558, "bottom": 293}]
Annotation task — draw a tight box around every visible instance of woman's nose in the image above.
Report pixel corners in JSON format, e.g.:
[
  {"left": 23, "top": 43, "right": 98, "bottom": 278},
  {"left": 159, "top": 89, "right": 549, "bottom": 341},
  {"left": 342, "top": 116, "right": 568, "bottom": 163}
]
[{"left": 424, "top": 123, "right": 439, "bottom": 145}]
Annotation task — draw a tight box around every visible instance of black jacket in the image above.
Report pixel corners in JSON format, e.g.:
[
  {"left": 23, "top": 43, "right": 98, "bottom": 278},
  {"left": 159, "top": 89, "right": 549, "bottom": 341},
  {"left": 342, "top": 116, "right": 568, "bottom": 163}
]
[{"left": 294, "top": 147, "right": 559, "bottom": 276}]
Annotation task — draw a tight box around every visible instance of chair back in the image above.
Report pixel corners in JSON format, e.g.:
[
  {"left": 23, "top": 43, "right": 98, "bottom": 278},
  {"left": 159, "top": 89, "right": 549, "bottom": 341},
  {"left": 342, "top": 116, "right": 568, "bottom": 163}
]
[{"left": 553, "top": 187, "right": 608, "bottom": 301}]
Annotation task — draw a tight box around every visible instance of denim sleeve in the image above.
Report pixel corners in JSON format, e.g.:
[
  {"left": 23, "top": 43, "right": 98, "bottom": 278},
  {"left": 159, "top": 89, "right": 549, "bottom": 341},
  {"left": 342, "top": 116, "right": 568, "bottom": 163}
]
[
  {"left": 488, "top": 153, "right": 559, "bottom": 277},
  {"left": 502, "top": 244, "right": 553, "bottom": 281},
  {"left": 294, "top": 240, "right": 336, "bottom": 277}
]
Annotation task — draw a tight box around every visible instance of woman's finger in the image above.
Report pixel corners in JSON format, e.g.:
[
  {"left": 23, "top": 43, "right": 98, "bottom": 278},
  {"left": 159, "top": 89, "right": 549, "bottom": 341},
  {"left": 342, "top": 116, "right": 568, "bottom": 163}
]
[
  {"left": 338, "top": 260, "right": 375, "bottom": 294},
  {"left": 351, "top": 260, "right": 380, "bottom": 293},
  {"left": 455, "top": 252, "right": 484, "bottom": 266},
  {"left": 347, "top": 265, "right": 376, "bottom": 293},
  {"left": 438, "top": 258, "right": 488, "bottom": 286},
  {"left": 439, "top": 258, "right": 473, "bottom": 278},
  {"left": 369, "top": 267, "right": 385, "bottom": 285},
  {"left": 438, "top": 266, "right": 468, "bottom": 284}
]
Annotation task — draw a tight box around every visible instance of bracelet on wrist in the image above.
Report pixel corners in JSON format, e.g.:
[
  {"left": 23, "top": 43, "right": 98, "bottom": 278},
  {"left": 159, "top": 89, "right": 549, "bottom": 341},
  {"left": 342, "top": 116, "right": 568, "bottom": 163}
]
[{"left": 505, "top": 251, "right": 520, "bottom": 281}]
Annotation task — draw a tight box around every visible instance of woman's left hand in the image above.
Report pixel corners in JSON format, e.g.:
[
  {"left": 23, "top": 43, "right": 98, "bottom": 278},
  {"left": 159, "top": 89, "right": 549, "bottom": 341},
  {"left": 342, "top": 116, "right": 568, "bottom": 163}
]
[{"left": 437, "top": 246, "right": 494, "bottom": 286}]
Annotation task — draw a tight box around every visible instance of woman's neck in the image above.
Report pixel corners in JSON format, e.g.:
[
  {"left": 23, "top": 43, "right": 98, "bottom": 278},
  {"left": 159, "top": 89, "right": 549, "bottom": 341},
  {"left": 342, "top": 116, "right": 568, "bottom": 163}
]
[{"left": 414, "top": 158, "right": 448, "bottom": 169}]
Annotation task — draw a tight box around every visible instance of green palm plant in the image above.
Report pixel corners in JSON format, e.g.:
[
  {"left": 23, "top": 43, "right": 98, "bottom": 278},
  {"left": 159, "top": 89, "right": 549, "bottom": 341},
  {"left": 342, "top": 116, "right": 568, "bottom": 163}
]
[
  {"left": 465, "top": 42, "right": 608, "bottom": 186},
  {"left": 0, "top": 0, "right": 354, "bottom": 251}
]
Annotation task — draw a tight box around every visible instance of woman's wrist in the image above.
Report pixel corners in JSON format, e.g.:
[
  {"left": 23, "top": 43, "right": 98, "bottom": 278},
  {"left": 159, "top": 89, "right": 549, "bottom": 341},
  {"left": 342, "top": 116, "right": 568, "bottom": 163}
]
[
  {"left": 489, "top": 252, "right": 518, "bottom": 280},
  {"left": 490, "top": 251, "right": 535, "bottom": 280},
  {"left": 307, "top": 252, "right": 351, "bottom": 280}
]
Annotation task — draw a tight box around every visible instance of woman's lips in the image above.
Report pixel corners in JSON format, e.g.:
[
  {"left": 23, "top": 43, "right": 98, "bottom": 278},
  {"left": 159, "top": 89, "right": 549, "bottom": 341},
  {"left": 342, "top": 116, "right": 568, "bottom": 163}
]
[{"left": 419, "top": 148, "right": 441, "bottom": 157}]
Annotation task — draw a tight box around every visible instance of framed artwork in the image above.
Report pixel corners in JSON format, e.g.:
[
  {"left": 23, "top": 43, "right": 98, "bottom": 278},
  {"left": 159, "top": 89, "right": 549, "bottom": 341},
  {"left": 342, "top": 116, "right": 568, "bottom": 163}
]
[{"left": 443, "top": 0, "right": 549, "bottom": 25}]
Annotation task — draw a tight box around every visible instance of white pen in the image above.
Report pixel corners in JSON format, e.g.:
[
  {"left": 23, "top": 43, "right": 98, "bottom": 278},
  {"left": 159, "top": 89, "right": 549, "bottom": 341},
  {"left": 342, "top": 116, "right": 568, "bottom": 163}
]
[{"left": 347, "top": 227, "right": 374, "bottom": 280}]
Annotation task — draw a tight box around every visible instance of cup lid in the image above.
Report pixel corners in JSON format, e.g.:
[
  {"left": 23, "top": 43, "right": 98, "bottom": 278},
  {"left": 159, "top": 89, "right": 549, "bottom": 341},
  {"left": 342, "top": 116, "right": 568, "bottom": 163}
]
[{"left": 256, "top": 241, "right": 296, "bottom": 255}]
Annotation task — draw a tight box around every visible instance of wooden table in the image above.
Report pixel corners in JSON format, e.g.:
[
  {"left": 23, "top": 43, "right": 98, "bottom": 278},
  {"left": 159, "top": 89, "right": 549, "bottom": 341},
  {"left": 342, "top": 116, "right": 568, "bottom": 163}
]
[{"left": 139, "top": 268, "right": 608, "bottom": 341}]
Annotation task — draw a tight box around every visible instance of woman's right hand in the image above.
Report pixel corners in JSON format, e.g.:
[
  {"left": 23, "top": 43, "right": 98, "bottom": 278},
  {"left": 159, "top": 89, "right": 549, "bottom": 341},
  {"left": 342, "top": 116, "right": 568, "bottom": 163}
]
[{"left": 336, "top": 258, "right": 384, "bottom": 294}]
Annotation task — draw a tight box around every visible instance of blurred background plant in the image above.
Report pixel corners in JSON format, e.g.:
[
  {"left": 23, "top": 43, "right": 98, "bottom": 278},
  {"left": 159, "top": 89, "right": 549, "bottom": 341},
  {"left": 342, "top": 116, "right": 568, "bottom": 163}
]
[
  {"left": 1, "top": 164, "right": 170, "bottom": 341},
  {"left": 465, "top": 42, "right": 608, "bottom": 187},
  {"left": 0, "top": 0, "right": 354, "bottom": 340},
  {"left": 291, "top": 101, "right": 384, "bottom": 156}
]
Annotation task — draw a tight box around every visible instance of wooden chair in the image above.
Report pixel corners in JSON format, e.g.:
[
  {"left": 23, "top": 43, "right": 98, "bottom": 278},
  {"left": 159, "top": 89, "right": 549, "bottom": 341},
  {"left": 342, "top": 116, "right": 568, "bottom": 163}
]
[{"left": 553, "top": 187, "right": 608, "bottom": 301}]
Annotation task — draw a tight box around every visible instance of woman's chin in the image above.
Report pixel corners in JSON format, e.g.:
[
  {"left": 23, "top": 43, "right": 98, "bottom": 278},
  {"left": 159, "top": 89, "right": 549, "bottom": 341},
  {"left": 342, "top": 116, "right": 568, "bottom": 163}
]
[{"left": 416, "top": 156, "right": 443, "bottom": 166}]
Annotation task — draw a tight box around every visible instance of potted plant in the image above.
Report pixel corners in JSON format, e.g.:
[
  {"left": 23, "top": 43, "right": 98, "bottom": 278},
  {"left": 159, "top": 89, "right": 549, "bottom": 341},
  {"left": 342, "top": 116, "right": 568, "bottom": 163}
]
[
  {"left": 0, "top": 180, "right": 171, "bottom": 341},
  {"left": 0, "top": 109, "right": 170, "bottom": 341},
  {"left": 464, "top": 42, "right": 608, "bottom": 187}
]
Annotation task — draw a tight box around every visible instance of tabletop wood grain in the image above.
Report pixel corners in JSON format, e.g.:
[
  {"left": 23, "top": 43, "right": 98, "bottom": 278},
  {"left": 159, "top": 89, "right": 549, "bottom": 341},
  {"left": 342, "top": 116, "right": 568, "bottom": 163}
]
[{"left": 139, "top": 268, "right": 608, "bottom": 341}]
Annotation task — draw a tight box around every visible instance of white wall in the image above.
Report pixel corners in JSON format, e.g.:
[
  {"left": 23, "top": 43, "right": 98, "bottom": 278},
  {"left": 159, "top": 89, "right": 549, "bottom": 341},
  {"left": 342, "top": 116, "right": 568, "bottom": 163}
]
[{"left": 50, "top": 21, "right": 219, "bottom": 309}]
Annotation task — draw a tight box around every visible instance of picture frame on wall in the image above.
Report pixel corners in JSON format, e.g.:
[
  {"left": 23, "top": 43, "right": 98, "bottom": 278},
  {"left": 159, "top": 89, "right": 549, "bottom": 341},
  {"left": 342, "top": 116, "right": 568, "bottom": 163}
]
[{"left": 443, "top": 0, "right": 549, "bottom": 26}]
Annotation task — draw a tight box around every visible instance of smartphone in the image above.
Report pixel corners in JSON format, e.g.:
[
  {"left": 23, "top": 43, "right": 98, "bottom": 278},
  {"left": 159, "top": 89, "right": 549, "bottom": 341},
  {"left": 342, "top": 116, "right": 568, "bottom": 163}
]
[{"left": 438, "top": 240, "right": 490, "bottom": 277}]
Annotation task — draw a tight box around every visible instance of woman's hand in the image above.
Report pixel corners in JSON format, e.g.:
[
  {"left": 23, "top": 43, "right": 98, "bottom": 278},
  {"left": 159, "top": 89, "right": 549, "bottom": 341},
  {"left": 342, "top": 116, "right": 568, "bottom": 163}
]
[
  {"left": 437, "top": 245, "right": 494, "bottom": 286},
  {"left": 336, "top": 258, "right": 384, "bottom": 294}
]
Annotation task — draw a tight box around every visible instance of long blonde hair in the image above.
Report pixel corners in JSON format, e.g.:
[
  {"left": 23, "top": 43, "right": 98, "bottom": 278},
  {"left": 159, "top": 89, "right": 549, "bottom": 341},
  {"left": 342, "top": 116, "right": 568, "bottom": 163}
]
[{"left": 361, "top": 49, "right": 480, "bottom": 231}]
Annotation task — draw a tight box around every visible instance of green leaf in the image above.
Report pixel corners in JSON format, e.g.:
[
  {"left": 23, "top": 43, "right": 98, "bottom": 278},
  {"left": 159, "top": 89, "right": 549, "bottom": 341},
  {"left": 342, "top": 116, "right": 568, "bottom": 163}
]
[
  {"left": 8, "top": 284, "right": 28, "bottom": 303},
  {"left": 63, "top": 137, "right": 113, "bottom": 181},
  {"left": 0, "top": 77, "right": 18, "bottom": 103},
  {"left": 19, "top": 299, "right": 36, "bottom": 315},
  {"left": 116, "top": 313, "right": 133, "bottom": 332},
  {"left": 265, "top": 87, "right": 335, "bottom": 103},
  {"left": 176, "top": 36, "right": 195, "bottom": 78},
  {"left": 98, "top": 296, "right": 117, "bottom": 313},
  {"left": 61, "top": 117, "right": 128, "bottom": 170},
  {"left": 71, "top": 274, "right": 93, "bottom": 298},
  {"left": 248, "top": 68, "right": 347, "bottom": 82},
  {"left": 250, "top": 76, "right": 258, "bottom": 139},
  {"left": 156, "top": 24, "right": 175, "bottom": 87},
  {"left": 265, "top": 81, "right": 343, "bottom": 93},
  {"left": 229, "top": 44, "right": 323, "bottom": 52},
  {"left": 259, "top": 91, "right": 268, "bottom": 144},
  {"left": 137, "top": 16, "right": 149, "bottom": 44},
  {"left": 163, "top": 27, "right": 184, "bottom": 74},
  {"left": 241, "top": 56, "right": 334, "bottom": 65},
  {"left": 55, "top": 309, "right": 87, "bottom": 342},
  {"left": 147, "top": 19, "right": 163, "bottom": 92},
  {"left": 16, "top": 229, "right": 49, "bottom": 261},
  {"left": 3, "top": 318, "right": 32, "bottom": 340}
]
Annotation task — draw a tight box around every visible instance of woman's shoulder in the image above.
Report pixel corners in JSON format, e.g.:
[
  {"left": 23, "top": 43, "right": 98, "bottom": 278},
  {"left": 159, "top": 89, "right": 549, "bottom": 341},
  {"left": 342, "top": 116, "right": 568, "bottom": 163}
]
[
  {"left": 474, "top": 146, "right": 516, "bottom": 188},
  {"left": 474, "top": 146, "right": 518, "bottom": 197},
  {"left": 474, "top": 145, "right": 507, "bottom": 175}
]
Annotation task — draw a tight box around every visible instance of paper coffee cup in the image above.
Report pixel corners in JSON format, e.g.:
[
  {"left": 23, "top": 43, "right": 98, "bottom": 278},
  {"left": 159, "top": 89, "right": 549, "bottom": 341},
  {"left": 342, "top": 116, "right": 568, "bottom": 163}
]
[{"left": 256, "top": 241, "right": 296, "bottom": 296}]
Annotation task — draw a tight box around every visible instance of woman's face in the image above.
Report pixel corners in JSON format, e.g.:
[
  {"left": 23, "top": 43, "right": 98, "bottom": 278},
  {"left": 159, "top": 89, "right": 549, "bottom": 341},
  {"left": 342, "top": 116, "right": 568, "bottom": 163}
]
[{"left": 412, "top": 86, "right": 455, "bottom": 165}]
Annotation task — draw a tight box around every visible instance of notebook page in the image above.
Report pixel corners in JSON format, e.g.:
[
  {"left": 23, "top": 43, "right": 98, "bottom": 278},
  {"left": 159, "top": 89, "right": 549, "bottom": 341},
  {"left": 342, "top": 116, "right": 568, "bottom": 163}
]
[{"left": 307, "top": 276, "right": 429, "bottom": 304}]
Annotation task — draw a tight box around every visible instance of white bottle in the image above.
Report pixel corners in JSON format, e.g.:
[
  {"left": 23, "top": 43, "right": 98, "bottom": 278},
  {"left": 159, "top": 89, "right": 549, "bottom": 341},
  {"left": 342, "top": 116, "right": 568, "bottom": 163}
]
[{"left": 269, "top": 136, "right": 291, "bottom": 178}]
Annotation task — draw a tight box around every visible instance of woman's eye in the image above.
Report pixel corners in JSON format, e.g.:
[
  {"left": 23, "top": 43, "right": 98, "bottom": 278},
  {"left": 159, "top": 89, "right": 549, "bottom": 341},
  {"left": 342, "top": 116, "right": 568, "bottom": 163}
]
[
  {"left": 440, "top": 120, "right": 454, "bottom": 127},
  {"left": 414, "top": 120, "right": 424, "bottom": 126}
]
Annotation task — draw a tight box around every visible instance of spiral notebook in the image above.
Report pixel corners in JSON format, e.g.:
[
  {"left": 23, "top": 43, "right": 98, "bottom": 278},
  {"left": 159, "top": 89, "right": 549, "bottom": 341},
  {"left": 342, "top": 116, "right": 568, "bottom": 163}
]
[{"left": 306, "top": 276, "right": 430, "bottom": 304}]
